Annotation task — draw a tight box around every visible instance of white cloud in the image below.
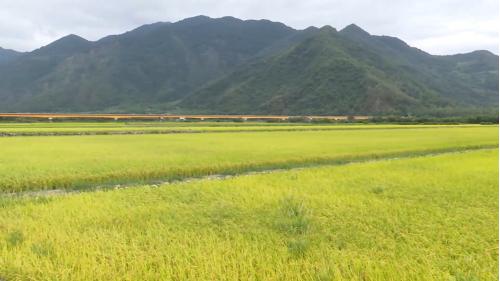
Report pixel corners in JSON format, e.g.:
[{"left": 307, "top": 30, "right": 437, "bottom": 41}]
[{"left": 0, "top": 0, "right": 497, "bottom": 54}]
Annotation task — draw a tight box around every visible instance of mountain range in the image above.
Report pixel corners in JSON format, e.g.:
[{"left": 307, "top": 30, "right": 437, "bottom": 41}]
[{"left": 0, "top": 15, "right": 498, "bottom": 116}]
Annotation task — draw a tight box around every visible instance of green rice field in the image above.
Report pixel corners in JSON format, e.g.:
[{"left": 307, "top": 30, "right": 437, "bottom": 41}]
[
  {"left": 0, "top": 125, "right": 497, "bottom": 192},
  {"left": 0, "top": 123, "right": 498, "bottom": 280}
]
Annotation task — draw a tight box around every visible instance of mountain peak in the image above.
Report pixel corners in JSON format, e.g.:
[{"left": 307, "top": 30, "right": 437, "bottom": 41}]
[
  {"left": 176, "top": 15, "right": 212, "bottom": 25},
  {"left": 48, "top": 34, "right": 89, "bottom": 46},
  {"left": 468, "top": 50, "right": 497, "bottom": 57},
  {"left": 33, "top": 34, "right": 91, "bottom": 56},
  {"left": 319, "top": 25, "right": 337, "bottom": 33},
  {"left": 63, "top": 34, "right": 86, "bottom": 40},
  {"left": 446, "top": 49, "right": 498, "bottom": 59},
  {"left": 219, "top": 16, "right": 243, "bottom": 22},
  {"left": 445, "top": 50, "right": 499, "bottom": 67},
  {"left": 340, "top": 24, "right": 370, "bottom": 36}
]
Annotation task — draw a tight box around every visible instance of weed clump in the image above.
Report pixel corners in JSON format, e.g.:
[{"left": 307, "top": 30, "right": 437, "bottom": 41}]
[
  {"left": 279, "top": 196, "right": 311, "bottom": 235},
  {"left": 370, "top": 186, "right": 384, "bottom": 194},
  {"left": 31, "top": 241, "right": 54, "bottom": 257},
  {"left": 277, "top": 196, "right": 313, "bottom": 258},
  {"left": 287, "top": 238, "right": 309, "bottom": 258},
  {"left": 5, "top": 230, "right": 24, "bottom": 248}
]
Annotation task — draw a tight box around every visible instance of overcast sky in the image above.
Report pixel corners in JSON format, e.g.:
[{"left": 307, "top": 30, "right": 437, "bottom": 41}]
[{"left": 0, "top": 0, "right": 498, "bottom": 55}]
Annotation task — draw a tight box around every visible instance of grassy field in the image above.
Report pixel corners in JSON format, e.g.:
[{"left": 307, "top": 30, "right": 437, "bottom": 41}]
[
  {"left": 0, "top": 149, "right": 497, "bottom": 280},
  {"left": 0, "top": 126, "right": 497, "bottom": 192}
]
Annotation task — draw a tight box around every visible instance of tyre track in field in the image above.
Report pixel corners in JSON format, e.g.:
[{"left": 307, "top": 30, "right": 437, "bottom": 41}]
[{"left": 2, "top": 145, "right": 497, "bottom": 198}]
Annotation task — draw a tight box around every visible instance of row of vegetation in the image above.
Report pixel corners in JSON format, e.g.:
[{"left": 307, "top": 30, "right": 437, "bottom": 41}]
[
  {"left": 0, "top": 123, "right": 488, "bottom": 136},
  {"left": 1, "top": 110, "right": 499, "bottom": 125}
]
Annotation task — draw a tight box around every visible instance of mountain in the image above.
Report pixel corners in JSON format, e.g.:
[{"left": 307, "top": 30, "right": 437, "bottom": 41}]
[
  {"left": 180, "top": 26, "right": 498, "bottom": 115},
  {"left": 179, "top": 27, "right": 419, "bottom": 114},
  {"left": 338, "top": 25, "right": 498, "bottom": 109},
  {"left": 0, "top": 16, "right": 294, "bottom": 112},
  {"left": 0, "top": 47, "right": 22, "bottom": 64},
  {"left": 0, "top": 16, "right": 497, "bottom": 115},
  {"left": 0, "top": 35, "right": 93, "bottom": 109}
]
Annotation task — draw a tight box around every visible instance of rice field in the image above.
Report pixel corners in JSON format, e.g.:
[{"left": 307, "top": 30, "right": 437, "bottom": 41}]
[
  {"left": 0, "top": 125, "right": 497, "bottom": 192},
  {"left": 0, "top": 149, "right": 497, "bottom": 280},
  {"left": 0, "top": 123, "right": 497, "bottom": 280}
]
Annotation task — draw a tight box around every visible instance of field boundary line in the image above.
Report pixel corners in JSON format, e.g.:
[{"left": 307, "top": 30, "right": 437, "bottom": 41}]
[
  {"left": 3, "top": 145, "right": 497, "bottom": 197},
  {"left": 0, "top": 125, "right": 493, "bottom": 137}
]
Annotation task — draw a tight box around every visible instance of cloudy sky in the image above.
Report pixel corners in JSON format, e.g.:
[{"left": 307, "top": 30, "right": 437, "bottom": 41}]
[{"left": 1, "top": 0, "right": 498, "bottom": 55}]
